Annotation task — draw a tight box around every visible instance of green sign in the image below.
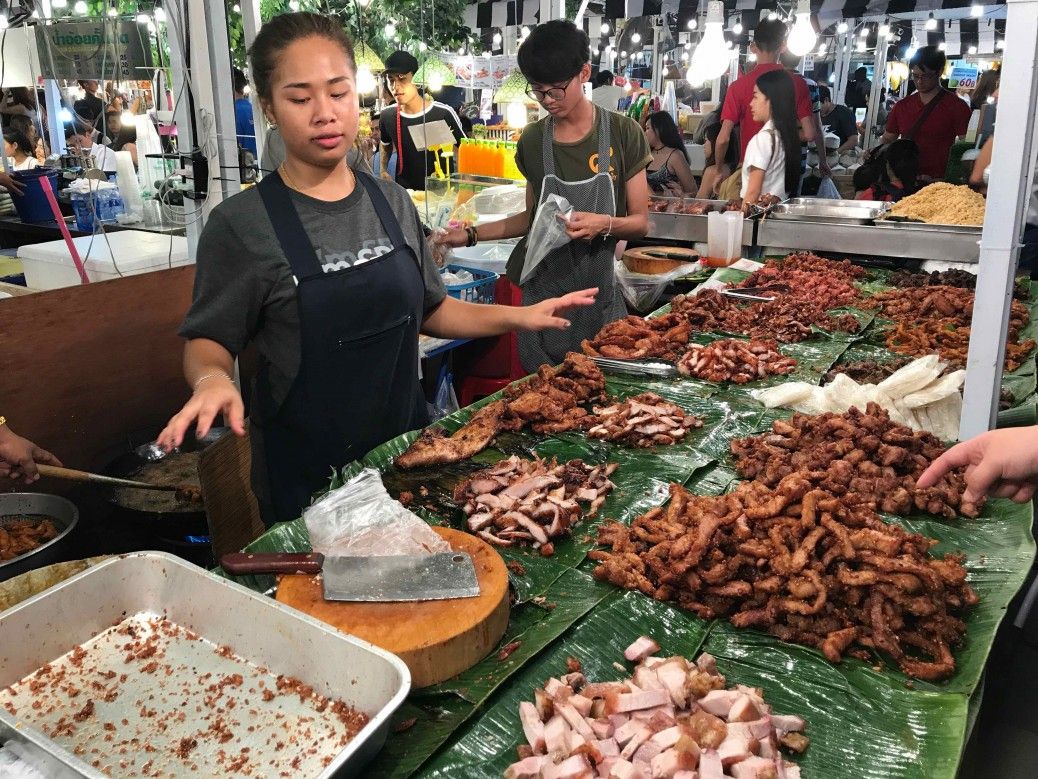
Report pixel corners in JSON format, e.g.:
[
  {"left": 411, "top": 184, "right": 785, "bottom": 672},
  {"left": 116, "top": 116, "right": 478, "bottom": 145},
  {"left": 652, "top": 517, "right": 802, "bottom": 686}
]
[{"left": 35, "top": 19, "right": 154, "bottom": 81}]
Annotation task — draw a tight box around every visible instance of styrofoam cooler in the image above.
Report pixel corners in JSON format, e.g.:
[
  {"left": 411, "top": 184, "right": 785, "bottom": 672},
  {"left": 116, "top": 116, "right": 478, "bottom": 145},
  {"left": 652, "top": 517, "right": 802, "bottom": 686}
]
[{"left": 17, "top": 230, "right": 192, "bottom": 290}]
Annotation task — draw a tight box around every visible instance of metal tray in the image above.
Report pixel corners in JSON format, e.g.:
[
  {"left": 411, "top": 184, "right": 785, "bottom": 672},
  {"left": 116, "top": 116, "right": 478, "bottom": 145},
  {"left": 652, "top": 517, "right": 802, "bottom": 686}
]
[
  {"left": 787, "top": 197, "right": 890, "bottom": 210},
  {"left": 873, "top": 218, "right": 982, "bottom": 234},
  {"left": 0, "top": 552, "right": 410, "bottom": 778},
  {"left": 768, "top": 203, "right": 886, "bottom": 224},
  {"left": 0, "top": 493, "right": 79, "bottom": 582}
]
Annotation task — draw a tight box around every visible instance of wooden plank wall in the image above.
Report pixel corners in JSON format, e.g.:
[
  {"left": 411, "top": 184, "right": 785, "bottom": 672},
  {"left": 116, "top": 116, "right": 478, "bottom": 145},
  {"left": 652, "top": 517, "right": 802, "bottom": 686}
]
[{"left": 0, "top": 266, "right": 195, "bottom": 487}]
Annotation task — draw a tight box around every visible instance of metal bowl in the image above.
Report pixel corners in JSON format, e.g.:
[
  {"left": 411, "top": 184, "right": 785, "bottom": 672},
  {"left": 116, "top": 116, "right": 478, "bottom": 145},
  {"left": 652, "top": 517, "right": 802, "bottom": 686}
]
[{"left": 0, "top": 494, "right": 79, "bottom": 582}]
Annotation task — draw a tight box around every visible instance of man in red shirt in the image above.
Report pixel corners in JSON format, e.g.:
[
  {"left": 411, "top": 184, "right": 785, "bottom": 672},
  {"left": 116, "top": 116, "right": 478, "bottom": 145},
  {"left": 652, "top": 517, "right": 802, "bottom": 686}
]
[
  {"left": 881, "top": 46, "right": 970, "bottom": 180},
  {"left": 710, "top": 18, "right": 816, "bottom": 192}
]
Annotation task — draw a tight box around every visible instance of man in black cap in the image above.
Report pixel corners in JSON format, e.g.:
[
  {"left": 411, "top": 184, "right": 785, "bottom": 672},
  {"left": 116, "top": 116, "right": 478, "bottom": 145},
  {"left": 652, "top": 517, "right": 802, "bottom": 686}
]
[{"left": 378, "top": 50, "right": 467, "bottom": 190}]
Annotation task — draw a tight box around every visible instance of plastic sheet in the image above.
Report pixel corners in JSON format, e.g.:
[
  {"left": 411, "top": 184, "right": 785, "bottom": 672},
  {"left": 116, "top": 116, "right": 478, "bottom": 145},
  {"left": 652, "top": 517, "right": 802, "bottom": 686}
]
[
  {"left": 303, "top": 468, "right": 450, "bottom": 557},
  {"left": 520, "top": 194, "right": 573, "bottom": 284},
  {"left": 614, "top": 259, "right": 699, "bottom": 311}
]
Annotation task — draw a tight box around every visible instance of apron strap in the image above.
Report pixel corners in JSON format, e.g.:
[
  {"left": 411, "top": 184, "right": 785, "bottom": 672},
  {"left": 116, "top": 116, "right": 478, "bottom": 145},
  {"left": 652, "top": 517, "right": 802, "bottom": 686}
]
[
  {"left": 542, "top": 107, "right": 613, "bottom": 188},
  {"left": 542, "top": 116, "right": 557, "bottom": 181},
  {"left": 356, "top": 170, "right": 409, "bottom": 250},
  {"left": 257, "top": 171, "right": 325, "bottom": 280},
  {"left": 595, "top": 106, "right": 611, "bottom": 174}
]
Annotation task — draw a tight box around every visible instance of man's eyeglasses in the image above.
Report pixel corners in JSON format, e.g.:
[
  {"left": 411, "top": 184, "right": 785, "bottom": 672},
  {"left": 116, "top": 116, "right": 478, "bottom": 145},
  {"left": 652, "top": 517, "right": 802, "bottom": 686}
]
[
  {"left": 525, "top": 76, "right": 576, "bottom": 103},
  {"left": 911, "top": 68, "right": 939, "bottom": 80}
]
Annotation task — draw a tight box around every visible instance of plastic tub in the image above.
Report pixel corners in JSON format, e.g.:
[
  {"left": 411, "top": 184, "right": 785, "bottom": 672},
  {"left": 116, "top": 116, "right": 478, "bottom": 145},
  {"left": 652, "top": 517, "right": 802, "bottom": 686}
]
[{"left": 9, "top": 169, "right": 61, "bottom": 224}]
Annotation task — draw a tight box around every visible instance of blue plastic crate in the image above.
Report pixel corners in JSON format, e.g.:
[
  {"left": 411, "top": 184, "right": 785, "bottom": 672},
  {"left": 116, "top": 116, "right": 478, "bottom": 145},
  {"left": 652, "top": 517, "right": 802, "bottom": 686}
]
[{"left": 443, "top": 263, "right": 498, "bottom": 305}]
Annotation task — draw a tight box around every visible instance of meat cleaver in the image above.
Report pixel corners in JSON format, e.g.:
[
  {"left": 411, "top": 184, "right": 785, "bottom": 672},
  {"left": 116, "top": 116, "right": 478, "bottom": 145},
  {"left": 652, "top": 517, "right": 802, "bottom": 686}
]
[{"left": 221, "top": 550, "right": 481, "bottom": 602}]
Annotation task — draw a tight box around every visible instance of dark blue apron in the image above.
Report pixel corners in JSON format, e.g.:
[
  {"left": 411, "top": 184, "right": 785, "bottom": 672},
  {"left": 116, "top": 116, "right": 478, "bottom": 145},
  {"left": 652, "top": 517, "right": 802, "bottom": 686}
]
[{"left": 255, "top": 170, "right": 426, "bottom": 524}]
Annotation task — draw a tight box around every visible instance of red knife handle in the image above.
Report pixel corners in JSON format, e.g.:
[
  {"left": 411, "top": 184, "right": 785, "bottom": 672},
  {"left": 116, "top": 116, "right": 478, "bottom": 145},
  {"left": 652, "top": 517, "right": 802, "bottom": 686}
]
[{"left": 221, "top": 552, "right": 325, "bottom": 576}]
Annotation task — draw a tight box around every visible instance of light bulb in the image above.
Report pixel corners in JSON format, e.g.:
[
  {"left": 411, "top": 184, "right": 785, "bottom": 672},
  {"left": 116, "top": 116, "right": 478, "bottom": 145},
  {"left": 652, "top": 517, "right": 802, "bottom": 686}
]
[
  {"left": 428, "top": 72, "right": 444, "bottom": 92},
  {"left": 621, "top": 50, "right": 627, "bottom": 57},
  {"left": 0, "top": 14, "right": 7, "bottom": 29},
  {"left": 384, "top": 23, "right": 395, "bottom": 37},
  {"left": 154, "top": 7, "right": 166, "bottom": 22},
  {"left": 725, "top": 39, "right": 732, "bottom": 49},
  {"left": 733, "top": 23, "right": 743, "bottom": 35},
  {"left": 684, "top": 42, "right": 691, "bottom": 50},
  {"left": 73, "top": 0, "right": 88, "bottom": 14},
  {"left": 601, "top": 23, "right": 610, "bottom": 35},
  {"left": 878, "top": 24, "right": 890, "bottom": 38},
  {"left": 681, "top": 52, "right": 689, "bottom": 62},
  {"left": 686, "top": 2, "right": 730, "bottom": 86},
  {"left": 136, "top": 12, "right": 149, "bottom": 23},
  {"left": 926, "top": 13, "right": 937, "bottom": 31},
  {"left": 856, "top": 40, "right": 866, "bottom": 52},
  {"left": 493, "top": 32, "right": 502, "bottom": 45},
  {"left": 829, "top": 73, "right": 836, "bottom": 83},
  {"left": 968, "top": 45, "right": 978, "bottom": 54},
  {"left": 356, "top": 65, "right": 376, "bottom": 94},
  {"left": 768, "top": 12, "right": 778, "bottom": 21},
  {"left": 906, "top": 41, "right": 918, "bottom": 59},
  {"left": 59, "top": 108, "right": 73, "bottom": 122},
  {"left": 687, "top": 19, "right": 697, "bottom": 31},
  {"left": 996, "top": 39, "right": 1005, "bottom": 50},
  {"left": 632, "top": 33, "right": 641, "bottom": 44},
  {"left": 971, "top": 4, "right": 983, "bottom": 17},
  {"left": 505, "top": 102, "right": 526, "bottom": 128},
  {"left": 747, "top": 51, "right": 757, "bottom": 62},
  {"left": 837, "top": 22, "right": 848, "bottom": 34},
  {"left": 288, "top": 0, "right": 300, "bottom": 10},
  {"left": 817, "top": 43, "right": 827, "bottom": 55},
  {"left": 787, "top": 2, "right": 817, "bottom": 58},
  {"left": 358, "top": 0, "right": 372, "bottom": 6},
  {"left": 243, "top": 85, "right": 250, "bottom": 95},
  {"left": 233, "top": 3, "right": 241, "bottom": 12},
  {"left": 522, "top": 26, "right": 531, "bottom": 37},
  {"left": 860, "top": 26, "right": 869, "bottom": 38},
  {"left": 106, "top": 6, "right": 117, "bottom": 17},
  {"left": 52, "top": 0, "right": 67, "bottom": 7},
  {"left": 121, "top": 110, "right": 136, "bottom": 125},
  {"left": 938, "top": 42, "right": 947, "bottom": 51},
  {"left": 147, "top": 20, "right": 156, "bottom": 32}
]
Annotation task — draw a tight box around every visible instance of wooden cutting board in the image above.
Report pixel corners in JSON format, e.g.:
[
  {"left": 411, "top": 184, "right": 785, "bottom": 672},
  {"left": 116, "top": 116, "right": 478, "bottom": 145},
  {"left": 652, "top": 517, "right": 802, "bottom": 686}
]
[
  {"left": 275, "top": 526, "right": 509, "bottom": 687},
  {"left": 622, "top": 246, "right": 699, "bottom": 275}
]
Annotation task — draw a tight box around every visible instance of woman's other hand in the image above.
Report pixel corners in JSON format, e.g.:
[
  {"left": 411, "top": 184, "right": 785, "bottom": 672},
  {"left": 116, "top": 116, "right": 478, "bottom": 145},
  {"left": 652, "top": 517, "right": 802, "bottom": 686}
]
[{"left": 157, "top": 375, "right": 246, "bottom": 451}]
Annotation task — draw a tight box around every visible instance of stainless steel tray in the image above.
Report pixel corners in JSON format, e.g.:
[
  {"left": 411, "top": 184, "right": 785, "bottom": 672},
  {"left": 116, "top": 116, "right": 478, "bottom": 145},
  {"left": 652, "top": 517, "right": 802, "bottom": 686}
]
[
  {"left": 787, "top": 197, "right": 890, "bottom": 210},
  {"left": 873, "top": 218, "right": 982, "bottom": 234},
  {"left": 768, "top": 203, "right": 885, "bottom": 224},
  {"left": 0, "top": 552, "right": 410, "bottom": 778}
]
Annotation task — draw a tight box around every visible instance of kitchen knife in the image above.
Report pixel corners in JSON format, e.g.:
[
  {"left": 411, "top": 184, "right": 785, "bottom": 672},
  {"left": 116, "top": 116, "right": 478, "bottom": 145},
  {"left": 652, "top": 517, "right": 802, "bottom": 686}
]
[{"left": 221, "top": 550, "right": 481, "bottom": 602}]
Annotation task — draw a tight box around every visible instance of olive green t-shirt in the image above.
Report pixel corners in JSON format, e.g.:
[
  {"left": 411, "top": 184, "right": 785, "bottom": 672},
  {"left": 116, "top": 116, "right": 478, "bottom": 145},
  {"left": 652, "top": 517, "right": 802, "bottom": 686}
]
[{"left": 505, "top": 110, "right": 652, "bottom": 283}]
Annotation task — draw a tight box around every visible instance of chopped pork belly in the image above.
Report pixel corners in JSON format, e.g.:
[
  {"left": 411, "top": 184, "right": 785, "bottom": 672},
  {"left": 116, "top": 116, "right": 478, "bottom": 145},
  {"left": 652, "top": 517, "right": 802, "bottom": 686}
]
[{"left": 624, "top": 636, "right": 662, "bottom": 662}]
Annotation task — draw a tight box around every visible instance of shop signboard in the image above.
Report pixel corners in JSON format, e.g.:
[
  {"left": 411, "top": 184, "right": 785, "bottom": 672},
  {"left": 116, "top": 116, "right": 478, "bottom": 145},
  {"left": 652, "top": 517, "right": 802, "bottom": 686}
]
[
  {"left": 948, "top": 60, "right": 979, "bottom": 89},
  {"left": 36, "top": 19, "right": 154, "bottom": 81}
]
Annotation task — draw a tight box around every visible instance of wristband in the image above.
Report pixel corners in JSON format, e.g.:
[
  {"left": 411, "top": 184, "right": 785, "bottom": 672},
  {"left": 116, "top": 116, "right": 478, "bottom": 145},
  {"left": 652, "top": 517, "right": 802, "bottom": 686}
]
[{"left": 194, "top": 372, "right": 231, "bottom": 392}]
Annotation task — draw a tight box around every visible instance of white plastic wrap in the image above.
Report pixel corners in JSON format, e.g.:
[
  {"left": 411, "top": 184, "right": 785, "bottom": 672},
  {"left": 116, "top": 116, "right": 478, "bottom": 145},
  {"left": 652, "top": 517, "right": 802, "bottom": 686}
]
[
  {"left": 471, "top": 183, "right": 527, "bottom": 217},
  {"left": 303, "top": 469, "right": 450, "bottom": 557},
  {"left": 614, "top": 260, "right": 700, "bottom": 311},
  {"left": 816, "top": 177, "right": 841, "bottom": 199},
  {"left": 521, "top": 194, "right": 574, "bottom": 284}
]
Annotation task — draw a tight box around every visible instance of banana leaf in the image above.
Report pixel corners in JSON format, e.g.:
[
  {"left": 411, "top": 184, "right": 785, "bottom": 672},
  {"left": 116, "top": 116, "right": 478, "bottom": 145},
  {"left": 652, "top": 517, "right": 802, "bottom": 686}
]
[
  {"left": 418, "top": 568, "right": 618, "bottom": 703},
  {"left": 416, "top": 591, "right": 713, "bottom": 778},
  {"left": 998, "top": 396, "right": 1037, "bottom": 427},
  {"left": 364, "top": 694, "right": 473, "bottom": 778},
  {"left": 700, "top": 624, "right": 969, "bottom": 779}
]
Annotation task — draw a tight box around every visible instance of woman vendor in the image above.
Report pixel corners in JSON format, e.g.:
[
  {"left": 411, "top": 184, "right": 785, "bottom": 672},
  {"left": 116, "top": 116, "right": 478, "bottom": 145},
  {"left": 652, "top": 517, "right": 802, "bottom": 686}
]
[
  {"left": 157, "top": 13, "right": 596, "bottom": 524},
  {"left": 437, "top": 20, "right": 651, "bottom": 371}
]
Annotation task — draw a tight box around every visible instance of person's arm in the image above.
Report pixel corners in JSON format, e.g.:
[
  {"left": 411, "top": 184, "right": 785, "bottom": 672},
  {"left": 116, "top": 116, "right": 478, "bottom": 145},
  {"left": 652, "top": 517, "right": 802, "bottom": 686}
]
[
  {"left": 713, "top": 119, "right": 736, "bottom": 180},
  {"left": 970, "top": 135, "right": 993, "bottom": 188},
  {"left": 812, "top": 113, "right": 831, "bottom": 176},
  {"left": 799, "top": 115, "right": 817, "bottom": 144},
  {"left": 669, "top": 153, "right": 699, "bottom": 194},
  {"left": 742, "top": 167, "right": 764, "bottom": 207},
  {"left": 157, "top": 338, "right": 246, "bottom": 450},
  {"left": 378, "top": 111, "right": 394, "bottom": 181},
  {"left": 0, "top": 172, "right": 25, "bottom": 195},
  {"left": 422, "top": 289, "right": 599, "bottom": 339},
  {"left": 836, "top": 133, "right": 860, "bottom": 154},
  {"left": 563, "top": 169, "right": 649, "bottom": 241},
  {"left": 124, "top": 142, "right": 138, "bottom": 167},
  {"left": 917, "top": 426, "right": 1038, "bottom": 505},
  {"left": 0, "top": 421, "right": 62, "bottom": 483},
  {"left": 696, "top": 164, "right": 720, "bottom": 198},
  {"left": 436, "top": 185, "right": 534, "bottom": 248}
]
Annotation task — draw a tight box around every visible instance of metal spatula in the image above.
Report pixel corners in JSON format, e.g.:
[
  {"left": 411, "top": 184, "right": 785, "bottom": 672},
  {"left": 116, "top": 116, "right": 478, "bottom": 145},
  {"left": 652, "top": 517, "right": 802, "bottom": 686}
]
[{"left": 221, "top": 551, "right": 481, "bottom": 602}]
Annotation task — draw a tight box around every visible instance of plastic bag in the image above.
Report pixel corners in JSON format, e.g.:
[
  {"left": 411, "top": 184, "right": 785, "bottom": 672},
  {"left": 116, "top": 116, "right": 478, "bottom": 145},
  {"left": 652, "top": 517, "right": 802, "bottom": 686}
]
[
  {"left": 471, "top": 183, "right": 527, "bottom": 216},
  {"left": 303, "top": 468, "right": 450, "bottom": 557},
  {"left": 521, "top": 193, "right": 574, "bottom": 284},
  {"left": 427, "top": 366, "right": 460, "bottom": 422},
  {"left": 614, "top": 260, "right": 700, "bottom": 311},
  {"left": 816, "top": 176, "right": 841, "bottom": 199}
]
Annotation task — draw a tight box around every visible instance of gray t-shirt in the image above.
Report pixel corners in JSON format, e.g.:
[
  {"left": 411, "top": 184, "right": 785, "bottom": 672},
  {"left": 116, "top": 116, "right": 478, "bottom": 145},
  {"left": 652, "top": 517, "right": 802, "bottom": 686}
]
[{"left": 179, "top": 175, "right": 447, "bottom": 408}]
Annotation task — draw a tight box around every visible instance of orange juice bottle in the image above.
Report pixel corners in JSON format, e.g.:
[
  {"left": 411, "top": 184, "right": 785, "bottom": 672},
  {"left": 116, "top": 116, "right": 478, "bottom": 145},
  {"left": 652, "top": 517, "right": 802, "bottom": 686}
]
[
  {"left": 478, "top": 141, "right": 490, "bottom": 177},
  {"left": 457, "top": 139, "right": 469, "bottom": 174},
  {"left": 493, "top": 141, "right": 505, "bottom": 178}
]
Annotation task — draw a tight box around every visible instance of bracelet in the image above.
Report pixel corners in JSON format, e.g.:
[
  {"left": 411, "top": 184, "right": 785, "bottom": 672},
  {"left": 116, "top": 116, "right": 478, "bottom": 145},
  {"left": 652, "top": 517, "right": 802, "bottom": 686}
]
[
  {"left": 0, "top": 415, "right": 6, "bottom": 427},
  {"left": 193, "top": 372, "right": 231, "bottom": 392},
  {"left": 604, "top": 216, "right": 613, "bottom": 239},
  {"left": 465, "top": 226, "right": 478, "bottom": 247}
]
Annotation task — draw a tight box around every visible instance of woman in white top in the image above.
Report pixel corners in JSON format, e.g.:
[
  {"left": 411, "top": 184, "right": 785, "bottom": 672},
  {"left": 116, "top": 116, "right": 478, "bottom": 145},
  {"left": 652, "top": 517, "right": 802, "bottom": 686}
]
[
  {"left": 741, "top": 69, "right": 802, "bottom": 208},
  {"left": 4, "top": 130, "right": 39, "bottom": 171}
]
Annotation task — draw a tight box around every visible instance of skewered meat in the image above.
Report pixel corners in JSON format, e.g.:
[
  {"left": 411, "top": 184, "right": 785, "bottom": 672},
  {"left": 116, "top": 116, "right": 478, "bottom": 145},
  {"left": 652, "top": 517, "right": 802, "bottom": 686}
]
[
  {"left": 730, "top": 403, "right": 981, "bottom": 518},
  {"left": 453, "top": 456, "right": 618, "bottom": 553},
  {"left": 591, "top": 476, "right": 977, "bottom": 680},
  {"left": 582, "top": 314, "right": 691, "bottom": 361},
  {"left": 505, "top": 646, "right": 808, "bottom": 778},
  {"left": 586, "top": 393, "right": 703, "bottom": 448},
  {"left": 396, "top": 353, "right": 606, "bottom": 468},
  {"left": 677, "top": 339, "right": 797, "bottom": 384},
  {"left": 0, "top": 516, "right": 59, "bottom": 560}
]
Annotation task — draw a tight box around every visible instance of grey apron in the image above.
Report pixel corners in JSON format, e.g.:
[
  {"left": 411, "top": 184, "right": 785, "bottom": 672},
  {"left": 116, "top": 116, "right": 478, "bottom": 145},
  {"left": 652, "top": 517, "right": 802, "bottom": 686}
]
[{"left": 518, "top": 107, "right": 626, "bottom": 372}]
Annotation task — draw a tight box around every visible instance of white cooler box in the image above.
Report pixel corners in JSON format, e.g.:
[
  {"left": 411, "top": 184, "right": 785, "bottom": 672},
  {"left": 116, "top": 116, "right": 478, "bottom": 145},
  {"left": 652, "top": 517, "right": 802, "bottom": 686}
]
[{"left": 17, "top": 230, "right": 192, "bottom": 290}]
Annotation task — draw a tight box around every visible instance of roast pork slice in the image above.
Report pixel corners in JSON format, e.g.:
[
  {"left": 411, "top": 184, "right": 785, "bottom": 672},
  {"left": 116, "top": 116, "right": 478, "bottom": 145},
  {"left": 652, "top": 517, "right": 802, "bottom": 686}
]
[
  {"left": 518, "top": 701, "right": 545, "bottom": 753},
  {"left": 503, "top": 755, "right": 550, "bottom": 779},
  {"left": 624, "top": 636, "right": 661, "bottom": 662}
]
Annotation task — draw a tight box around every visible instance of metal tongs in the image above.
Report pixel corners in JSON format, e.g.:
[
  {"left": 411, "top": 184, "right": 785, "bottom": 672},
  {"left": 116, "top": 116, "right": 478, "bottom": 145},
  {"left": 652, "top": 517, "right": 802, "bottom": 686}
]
[
  {"left": 589, "top": 356, "right": 678, "bottom": 377},
  {"left": 720, "top": 283, "right": 791, "bottom": 303}
]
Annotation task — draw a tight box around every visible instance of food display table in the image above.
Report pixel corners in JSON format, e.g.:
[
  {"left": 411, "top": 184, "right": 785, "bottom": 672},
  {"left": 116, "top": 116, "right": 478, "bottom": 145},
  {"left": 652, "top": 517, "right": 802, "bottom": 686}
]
[{"left": 223, "top": 260, "right": 1036, "bottom": 778}]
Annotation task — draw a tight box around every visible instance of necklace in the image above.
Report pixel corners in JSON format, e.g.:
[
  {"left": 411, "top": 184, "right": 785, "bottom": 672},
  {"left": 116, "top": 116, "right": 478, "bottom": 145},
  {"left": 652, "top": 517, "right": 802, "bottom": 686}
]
[{"left": 279, "top": 161, "right": 355, "bottom": 196}]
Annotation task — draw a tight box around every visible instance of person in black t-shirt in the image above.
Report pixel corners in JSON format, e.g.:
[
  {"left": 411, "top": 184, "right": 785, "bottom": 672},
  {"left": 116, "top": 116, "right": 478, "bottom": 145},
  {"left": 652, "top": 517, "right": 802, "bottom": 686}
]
[
  {"left": 818, "top": 86, "right": 860, "bottom": 154},
  {"left": 73, "top": 80, "right": 104, "bottom": 134},
  {"left": 378, "top": 50, "right": 467, "bottom": 191}
]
